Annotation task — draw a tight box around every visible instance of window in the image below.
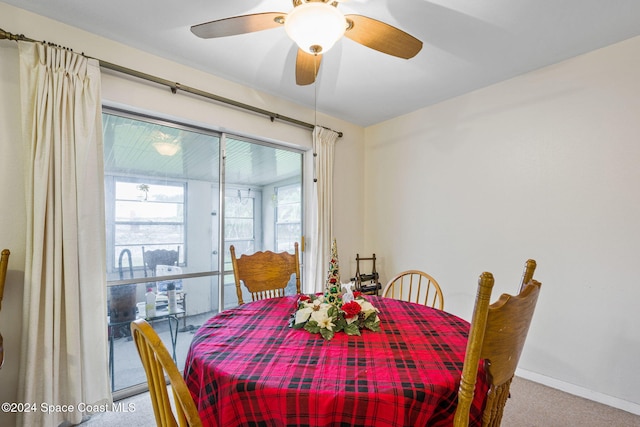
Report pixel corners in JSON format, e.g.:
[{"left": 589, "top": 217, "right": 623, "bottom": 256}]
[
  {"left": 224, "top": 190, "right": 255, "bottom": 268},
  {"left": 275, "top": 184, "right": 301, "bottom": 252},
  {"left": 110, "top": 178, "right": 185, "bottom": 270}
]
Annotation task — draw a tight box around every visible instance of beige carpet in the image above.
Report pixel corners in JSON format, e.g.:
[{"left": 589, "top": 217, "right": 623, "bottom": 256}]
[
  {"left": 80, "top": 377, "right": 640, "bottom": 426},
  {"left": 503, "top": 377, "right": 640, "bottom": 427}
]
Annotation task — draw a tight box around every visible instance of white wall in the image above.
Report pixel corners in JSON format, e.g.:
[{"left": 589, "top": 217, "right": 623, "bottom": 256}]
[
  {"left": 365, "top": 36, "right": 640, "bottom": 413},
  {"left": 0, "top": 3, "right": 365, "bottom": 425}
]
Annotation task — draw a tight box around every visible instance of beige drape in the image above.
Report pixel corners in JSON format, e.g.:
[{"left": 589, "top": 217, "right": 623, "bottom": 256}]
[
  {"left": 309, "top": 126, "right": 340, "bottom": 293},
  {"left": 17, "top": 41, "right": 111, "bottom": 426}
]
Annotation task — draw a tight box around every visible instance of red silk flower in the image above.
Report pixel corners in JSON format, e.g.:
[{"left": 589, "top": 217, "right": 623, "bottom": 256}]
[{"left": 342, "top": 301, "right": 362, "bottom": 318}]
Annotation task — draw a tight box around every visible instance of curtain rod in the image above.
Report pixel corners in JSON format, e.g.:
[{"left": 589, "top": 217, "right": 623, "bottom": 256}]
[{"left": 0, "top": 28, "right": 343, "bottom": 138}]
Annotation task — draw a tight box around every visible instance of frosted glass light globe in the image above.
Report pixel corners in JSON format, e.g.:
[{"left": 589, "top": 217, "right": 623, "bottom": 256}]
[{"left": 285, "top": 2, "right": 347, "bottom": 54}]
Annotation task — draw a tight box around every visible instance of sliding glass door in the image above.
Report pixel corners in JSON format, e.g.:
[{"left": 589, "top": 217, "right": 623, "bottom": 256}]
[{"left": 102, "top": 108, "right": 303, "bottom": 396}]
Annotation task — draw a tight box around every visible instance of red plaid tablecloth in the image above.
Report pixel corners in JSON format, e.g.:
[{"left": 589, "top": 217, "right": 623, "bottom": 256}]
[{"left": 184, "top": 296, "right": 487, "bottom": 427}]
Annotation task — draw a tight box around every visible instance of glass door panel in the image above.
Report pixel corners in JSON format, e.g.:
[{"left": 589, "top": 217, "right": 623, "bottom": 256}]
[
  {"left": 222, "top": 136, "right": 303, "bottom": 308},
  {"left": 103, "top": 110, "right": 221, "bottom": 395}
]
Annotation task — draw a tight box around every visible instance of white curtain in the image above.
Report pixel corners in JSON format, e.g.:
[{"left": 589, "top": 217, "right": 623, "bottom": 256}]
[
  {"left": 309, "top": 126, "right": 340, "bottom": 293},
  {"left": 17, "top": 42, "right": 110, "bottom": 426}
]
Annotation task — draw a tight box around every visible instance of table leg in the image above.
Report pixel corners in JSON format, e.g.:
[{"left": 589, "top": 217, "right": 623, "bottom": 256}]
[
  {"left": 169, "top": 315, "right": 178, "bottom": 362},
  {"left": 182, "top": 293, "right": 187, "bottom": 330}
]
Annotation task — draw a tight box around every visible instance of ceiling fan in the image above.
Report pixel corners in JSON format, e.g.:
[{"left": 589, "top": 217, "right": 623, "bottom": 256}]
[{"left": 191, "top": 0, "right": 423, "bottom": 85}]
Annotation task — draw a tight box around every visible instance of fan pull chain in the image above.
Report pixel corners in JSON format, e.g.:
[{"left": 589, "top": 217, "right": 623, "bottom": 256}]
[{"left": 313, "top": 53, "right": 319, "bottom": 183}]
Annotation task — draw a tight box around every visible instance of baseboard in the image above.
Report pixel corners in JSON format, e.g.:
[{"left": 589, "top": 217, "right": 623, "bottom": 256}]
[{"left": 516, "top": 368, "right": 640, "bottom": 416}]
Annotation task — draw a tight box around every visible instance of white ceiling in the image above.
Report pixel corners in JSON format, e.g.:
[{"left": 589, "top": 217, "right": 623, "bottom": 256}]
[{"left": 4, "top": 0, "right": 640, "bottom": 127}]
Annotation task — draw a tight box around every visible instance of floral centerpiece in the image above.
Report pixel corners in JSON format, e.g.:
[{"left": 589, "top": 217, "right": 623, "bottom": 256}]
[
  {"left": 290, "top": 239, "right": 381, "bottom": 340},
  {"left": 291, "top": 290, "right": 380, "bottom": 340}
]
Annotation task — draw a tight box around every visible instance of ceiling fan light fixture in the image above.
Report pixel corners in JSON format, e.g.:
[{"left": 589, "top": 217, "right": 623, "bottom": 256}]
[
  {"left": 285, "top": 1, "right": 347, "bottom": 55},
  {"left": 150, "top": 130, "right": 181, "bottom": 156},
  {"left": 152, "top": 141, "right": 181, "bottom": 156}
]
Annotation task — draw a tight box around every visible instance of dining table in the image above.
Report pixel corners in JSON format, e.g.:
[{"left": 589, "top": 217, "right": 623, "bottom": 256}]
[{"left": 183, "top": 295, "right": 488, "bottom": 427}]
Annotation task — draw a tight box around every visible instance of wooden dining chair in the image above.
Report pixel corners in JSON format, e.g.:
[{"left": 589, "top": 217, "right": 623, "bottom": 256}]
[
  {"left": 130, "top": 319, "right": 203, "bottom": 427},
  {"left": 453, "top": 268, "right": 542, "bottom": 427},
  {"left": 382, "top": 270, "right": 444, "bottom": 310},
  {"left": 230, "top": 243, "right": 301, "bottom": 305},
  {"left": 0, "top": 249, "right": 9, "bottom": 311},
  {"left": 0, "top": 249, "right": 9, "bottom": 369},
  {"left": 519, "top": 258, "right": 537, "bottom": 293}
]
